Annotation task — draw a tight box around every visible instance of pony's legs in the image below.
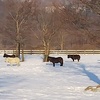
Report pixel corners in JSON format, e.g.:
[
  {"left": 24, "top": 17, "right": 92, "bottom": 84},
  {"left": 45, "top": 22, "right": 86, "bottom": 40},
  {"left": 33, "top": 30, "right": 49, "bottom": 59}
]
[
  {"left": 60, "top": 61, "right": 63, "bottom": 66},
  {"left": 10, "top": 63, "right": 12, "bottom": 67},
  {"left": 60, "top": 63, "right": 63, "bottom": 66},
  {"left": 53, "top": 63, "right": 55, "bottom": 67},
  {"left": 17, "top": 63, "right": 20, "bottom": 66},
  {"left": 72, "top": 59, "right": 74, "bottom": 62},
  {"left": 78, "top": 59, "right": 80, "bottom": 62}
]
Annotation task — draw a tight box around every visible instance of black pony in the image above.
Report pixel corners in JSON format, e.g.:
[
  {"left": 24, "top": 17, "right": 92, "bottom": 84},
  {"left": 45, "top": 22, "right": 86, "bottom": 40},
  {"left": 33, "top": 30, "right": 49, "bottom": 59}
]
[
  {"left": 47, "top": 56, "right": 63, "bottom": 67},
  {"left": 67, "top": 55, "right": 80, "bottom": 62},
  {"left": 3, "top": 53, "right": 16, "bottom": 58}
]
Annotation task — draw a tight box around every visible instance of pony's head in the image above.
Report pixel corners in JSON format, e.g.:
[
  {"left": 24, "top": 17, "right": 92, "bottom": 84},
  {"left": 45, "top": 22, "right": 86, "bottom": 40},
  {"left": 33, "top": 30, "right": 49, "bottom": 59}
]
[
  {"left": 3, "top": 53, "right": 7, "bottom": 57},
  {"left": 47, "top": 56, "right": 50, "bottom": 62}
]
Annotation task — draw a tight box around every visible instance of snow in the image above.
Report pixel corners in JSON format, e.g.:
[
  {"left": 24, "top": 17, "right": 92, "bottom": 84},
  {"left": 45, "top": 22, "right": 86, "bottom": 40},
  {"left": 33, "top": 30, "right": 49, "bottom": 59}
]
[{"left": 0, "top": 54, "right": 100, "bottom": 100}]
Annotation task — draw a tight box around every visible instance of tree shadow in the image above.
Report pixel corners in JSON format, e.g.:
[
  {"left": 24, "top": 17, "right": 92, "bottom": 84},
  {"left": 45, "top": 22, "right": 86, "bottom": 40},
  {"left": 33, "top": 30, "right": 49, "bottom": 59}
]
[{"left": 81, "top": 64, "right": 100, "bottom": 84}]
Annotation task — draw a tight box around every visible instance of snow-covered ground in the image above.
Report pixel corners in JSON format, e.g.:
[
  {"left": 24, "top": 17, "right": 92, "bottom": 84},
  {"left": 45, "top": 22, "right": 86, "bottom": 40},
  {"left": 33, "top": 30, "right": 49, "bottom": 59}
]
[{"left": 0, "top": 54, "right": 100, "bottom": 100}]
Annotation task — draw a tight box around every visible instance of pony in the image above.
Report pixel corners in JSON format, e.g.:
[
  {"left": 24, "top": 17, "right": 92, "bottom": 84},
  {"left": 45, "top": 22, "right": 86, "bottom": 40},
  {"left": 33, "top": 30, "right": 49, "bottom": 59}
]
[
  {"left": 3, "top": 53, "right": 16, "bottom": 58},
  {"left": 47, "top": 56, "right": 63, "bottom": 67},
  {"left": 5, "top": 57, "right": 20, "bottom": 66},
  {"left": 67, "top": 55, "right": 80, "bottom": 62}
]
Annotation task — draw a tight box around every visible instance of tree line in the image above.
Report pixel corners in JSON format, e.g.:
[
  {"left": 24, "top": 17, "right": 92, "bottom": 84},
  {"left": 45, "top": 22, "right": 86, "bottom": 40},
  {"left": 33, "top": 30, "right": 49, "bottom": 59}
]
[{"left": 0, "top": 0, "right": 100, "bottom": 61}]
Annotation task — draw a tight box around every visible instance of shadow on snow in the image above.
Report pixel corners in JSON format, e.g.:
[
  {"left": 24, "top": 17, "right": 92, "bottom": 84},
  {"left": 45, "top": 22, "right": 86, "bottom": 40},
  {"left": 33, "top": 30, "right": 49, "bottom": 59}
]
[{"left": 81, "top": 64, "right": 100, "bottom": 84}]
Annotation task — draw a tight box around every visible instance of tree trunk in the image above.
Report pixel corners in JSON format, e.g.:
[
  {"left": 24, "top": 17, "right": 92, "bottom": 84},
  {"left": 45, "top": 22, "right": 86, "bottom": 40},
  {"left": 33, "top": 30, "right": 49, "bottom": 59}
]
[
  {"left": 18, "top": 42, "right": 20, "bottom": 58},
  {"left": 15, "top": 42, "right": 20, "bottom": 58},
  {"left": 43, "top": 43, "right": 50, "bottom": 62},
  {"left": 21, "top": 44, "right": 24, "bottom": 62},
  {"left": 16, "top": 43, "right": 18, "bottom": 57},
  {"left": 22, "top": 49, "right": 24, "bottom": 62}
]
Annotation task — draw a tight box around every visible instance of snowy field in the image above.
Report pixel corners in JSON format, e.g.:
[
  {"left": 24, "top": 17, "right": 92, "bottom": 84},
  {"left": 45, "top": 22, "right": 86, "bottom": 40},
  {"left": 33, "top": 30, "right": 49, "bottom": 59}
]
[{"left": 0, "top": 54, "right": 100, "bottom": 100}]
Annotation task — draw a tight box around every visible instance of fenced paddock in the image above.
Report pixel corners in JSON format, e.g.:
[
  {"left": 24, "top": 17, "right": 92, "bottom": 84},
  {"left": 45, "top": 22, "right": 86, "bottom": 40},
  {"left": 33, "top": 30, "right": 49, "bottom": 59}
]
[{"left": 0, "top": 50, "right": 100, "bottom": 54}]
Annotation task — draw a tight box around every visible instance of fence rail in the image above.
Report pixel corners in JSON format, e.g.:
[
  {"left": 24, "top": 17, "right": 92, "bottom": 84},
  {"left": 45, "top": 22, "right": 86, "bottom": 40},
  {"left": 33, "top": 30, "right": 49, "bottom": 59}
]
[{"left": 0, "top": 50, "right": 100, "bottom": 54}]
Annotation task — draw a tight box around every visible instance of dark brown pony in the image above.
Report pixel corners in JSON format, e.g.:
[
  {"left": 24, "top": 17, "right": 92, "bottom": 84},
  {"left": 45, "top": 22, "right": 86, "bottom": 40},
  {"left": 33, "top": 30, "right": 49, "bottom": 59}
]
[
  {"left": 3, "top": 53, "right": 16, "bottom": 58},
  {"left": 47, "top": 56, "right": 63, "bottom": 67},
  {"left": 67, "top": 55, "right": 80, "bottom": 62}
]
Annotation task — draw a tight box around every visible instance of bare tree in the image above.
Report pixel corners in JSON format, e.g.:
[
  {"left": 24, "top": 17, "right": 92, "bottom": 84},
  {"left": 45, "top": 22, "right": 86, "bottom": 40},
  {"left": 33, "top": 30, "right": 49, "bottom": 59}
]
[
  {"left": 32, "top": 1, "right": 65, "bottom": 62},
  {"left": 33, "top": 9, "right": 55, "bottom": 62},
  {"left": 62, "top": 1, "right": 100, "bottom": 49},
  {"left": 80, "top": 0, "right": 100, "bottom": 15},
  {"left": 3, "top": 0, "right": 35, "bottom": 61},
  {"left": 76, "top": 0, "right": 100, "bottom": 48}
]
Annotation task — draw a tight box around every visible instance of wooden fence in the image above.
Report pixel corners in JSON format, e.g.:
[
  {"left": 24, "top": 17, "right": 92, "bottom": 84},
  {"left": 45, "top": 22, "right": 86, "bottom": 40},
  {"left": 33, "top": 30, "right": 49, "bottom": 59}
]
[{"left": 0, "top": 50, "right": 100, "bottom": 54}]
